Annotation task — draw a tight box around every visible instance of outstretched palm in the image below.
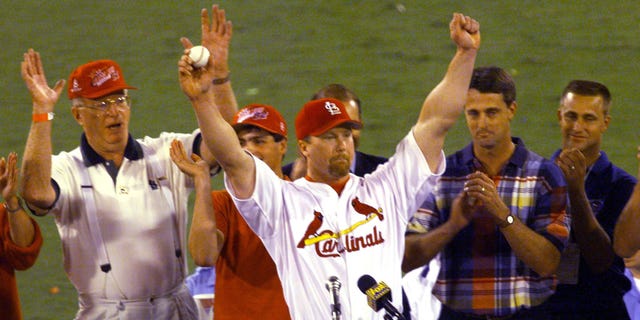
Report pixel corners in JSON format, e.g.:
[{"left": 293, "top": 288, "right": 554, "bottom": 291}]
[
  {"left": 169, "top": 139, "right": 210, "bottom": 180},
  {"left": 0, "top": 153, "right": 18, "bottom": 202},
  {"left": 21, "top": 49, "right": 65, "bottom": 110}
]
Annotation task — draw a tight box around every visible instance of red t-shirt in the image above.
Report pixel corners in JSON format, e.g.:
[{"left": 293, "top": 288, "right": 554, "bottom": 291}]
[
  {"left": 0, "top": 205, "right": 43, "bottom": 320},
  {"left": 213, "top": 190, "right": 291, "bottom": 319}
]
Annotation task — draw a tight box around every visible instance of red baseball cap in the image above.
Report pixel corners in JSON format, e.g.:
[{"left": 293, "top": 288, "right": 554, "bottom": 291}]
[
  {"left": 67, "top": 60, "right": 136, "bottom": 99},
  {"left": 295, "top": 98, "right": 362, "bottom": 140},
  {"left": 232, "top": 104, "right": 288, "bottom": 137}
]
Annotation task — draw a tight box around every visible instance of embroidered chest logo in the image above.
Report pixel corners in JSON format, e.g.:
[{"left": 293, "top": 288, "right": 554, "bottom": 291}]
[{"left": 297, "top": 197, "right": 385, "bottom": 257}]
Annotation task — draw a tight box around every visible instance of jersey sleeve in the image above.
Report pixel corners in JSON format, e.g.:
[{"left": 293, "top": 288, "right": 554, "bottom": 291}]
[
  {"left": 1, "top": 209, "right": 43, "bottom": 270},
  {"left": 223, "top": 155, "right": 285, "bottom": 239},
  {"left": 364, "top": 131, "right": 445, "bottom": 224}
]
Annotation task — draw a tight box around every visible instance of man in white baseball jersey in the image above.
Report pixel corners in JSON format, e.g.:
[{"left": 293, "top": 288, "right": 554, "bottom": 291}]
[
  {"left": 179, "top": 12, "right": 480, "bottom": 319},
  {"left": 19, "top": 6, "right": 236, "bottom": 319}
]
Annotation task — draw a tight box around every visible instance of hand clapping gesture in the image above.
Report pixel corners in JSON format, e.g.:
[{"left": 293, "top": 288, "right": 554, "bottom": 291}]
[{"left": 555, "top": 148, "right": 587, "bottom": 189}]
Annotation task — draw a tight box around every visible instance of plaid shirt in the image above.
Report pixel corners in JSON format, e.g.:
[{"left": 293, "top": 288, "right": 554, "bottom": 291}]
[{"left": 408, "top": 137, "right": 570, "bottom": 317}]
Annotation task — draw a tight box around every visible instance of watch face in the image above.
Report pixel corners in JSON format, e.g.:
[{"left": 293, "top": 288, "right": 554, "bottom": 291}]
[{"left": 506, "top": 215, "right": 514, "bottom": 224}]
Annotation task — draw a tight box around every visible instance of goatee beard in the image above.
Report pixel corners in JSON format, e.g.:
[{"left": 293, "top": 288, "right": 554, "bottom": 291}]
[{"left": 328, "top": 155, "right": 350, "bottom": 177}]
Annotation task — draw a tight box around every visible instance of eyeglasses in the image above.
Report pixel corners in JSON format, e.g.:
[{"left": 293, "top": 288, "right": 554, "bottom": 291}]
[{"left": 80, "top": 95, "right": 131, "bottom": 112}]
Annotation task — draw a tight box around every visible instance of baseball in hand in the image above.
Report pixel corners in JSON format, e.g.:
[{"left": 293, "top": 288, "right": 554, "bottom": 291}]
[{"left": 188, "top": 45, "right": 210, "bottom": 68}]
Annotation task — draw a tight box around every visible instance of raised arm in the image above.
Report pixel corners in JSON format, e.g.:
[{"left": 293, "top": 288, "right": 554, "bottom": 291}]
[
  {"left": 181, "top": 4, "right": 238, "bottom": 165},
  {"left": 414, "top": 13, "right": 480, "bottom": 172},
  {"left": 614, "top": 146, "right": 640, "bottom": 257},
  {"left": 2, "top": 153, "right": 36, "bottom": 247},
  {"left": 169, "top": 140, "right": 221, "bottom": 266},
  {"left": 19, "top": 49, "right": 65, "bottom": 213},
  {"left": 178, "top": 43, "right": 255, "bottom": 199}
]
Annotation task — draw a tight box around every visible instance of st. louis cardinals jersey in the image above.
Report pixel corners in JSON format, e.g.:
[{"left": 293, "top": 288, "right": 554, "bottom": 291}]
[{"left": 225, "top": 131, "right": 445, "bottom": 319}]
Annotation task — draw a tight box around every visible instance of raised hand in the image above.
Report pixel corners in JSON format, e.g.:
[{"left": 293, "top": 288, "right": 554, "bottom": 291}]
[
  {"left": 198, "top": 4, "right": 232, "bottom": 77},
  {"left": 449, "top": 13, "right": 481, "bottom": 51},
  {"left": 178, "top": 4, "right": 233, "bottom": 101},
  {"left": 169, "top": 139, "right": 210, "bottom": 181},
  {"left": 0, "top": 152, "right": 19, "bottom": 203},
  {"left": 20, "top": 49, "right": 65, "bottom": 112},
  {"left": 178, "top": 52, "right": 209, "bottom": 100},
  {"left": 555, "top": 148, "right": 587, "bottom": 189}
]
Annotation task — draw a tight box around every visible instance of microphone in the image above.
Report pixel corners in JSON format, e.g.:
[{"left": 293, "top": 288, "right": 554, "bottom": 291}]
[
  {"left": 357, "top": 274, "right": 406, "bottom": 320},
  {"left": 326, "top": 276, "right": 341, "bottom": 320}
]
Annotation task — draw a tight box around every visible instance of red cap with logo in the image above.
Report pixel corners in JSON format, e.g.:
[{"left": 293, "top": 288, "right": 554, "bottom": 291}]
[
  {"left": 232, "top": 104, "right": 288, "bottom": 137},
  {"left": 67, "top": 60, "right": 137, "bottom": 99},
  {"left": 295, "top": 98, "right": 362, "bottom": 140}
]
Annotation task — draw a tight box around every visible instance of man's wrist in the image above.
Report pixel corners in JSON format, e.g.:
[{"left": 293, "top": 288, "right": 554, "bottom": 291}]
[
  {"left": 3, "top": 197, "right": 23, "bottom": 214},
  {"left": 212, "top": 73, "right": 230, "bottom": 85},
  {"left": 498, "top": 213, "right": 515, "bottom": 228},
  {"left": 32, "top": 112, "right": 55, "bottom": 123}
]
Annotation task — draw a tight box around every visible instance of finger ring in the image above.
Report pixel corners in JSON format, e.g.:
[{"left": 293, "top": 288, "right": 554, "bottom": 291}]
[
  {"left": 570, "top": 165, "right": 575, "bottom": 170},
  {"left": 481, "top": 186, "right": 485, "bottom": 192}
]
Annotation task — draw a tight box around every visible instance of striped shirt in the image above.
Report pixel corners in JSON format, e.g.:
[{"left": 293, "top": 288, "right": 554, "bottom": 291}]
[{"left": 407, "top": 137, "right": 570, "bottom": 317}]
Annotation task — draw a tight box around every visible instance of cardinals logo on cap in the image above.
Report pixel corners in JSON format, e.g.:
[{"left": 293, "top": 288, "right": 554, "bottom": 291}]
[
  {"left": 324, "top": 101, "right": 342, "bottom": 115},
  {"left": 294, "top": 98, "right": 362, "bottom": 140}
]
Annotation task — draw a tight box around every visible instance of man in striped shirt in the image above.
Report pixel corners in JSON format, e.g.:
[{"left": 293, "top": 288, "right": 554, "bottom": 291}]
[{"left": 403, "top": 66, "right": 570, "bottom": 319}]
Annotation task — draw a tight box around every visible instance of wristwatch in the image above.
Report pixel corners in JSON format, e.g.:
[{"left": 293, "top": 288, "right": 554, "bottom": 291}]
[{"left": 498, "top": 214, "right": 515, "bottom": 228}]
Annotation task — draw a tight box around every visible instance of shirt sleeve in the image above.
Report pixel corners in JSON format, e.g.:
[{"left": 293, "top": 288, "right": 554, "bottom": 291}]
[
  {"left": 406, "top": 193, "right": 440, "bottom": 235},
  {"left": 212, "top": 191, "right": 233, "bottom": 239},
  {"left": 364, "top": 131, "right": 445, "bottom": 224},
  {"left": 534, "top": 162, "right": 570, "bottom": 252},
  {"left": 1, "top": 209, "right": 43, "bottom": 271}
]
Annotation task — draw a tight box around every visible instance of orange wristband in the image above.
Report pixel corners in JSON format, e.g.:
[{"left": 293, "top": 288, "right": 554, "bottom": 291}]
[{"left": 32, "top": 112, "right": 55, "bottom": 123}]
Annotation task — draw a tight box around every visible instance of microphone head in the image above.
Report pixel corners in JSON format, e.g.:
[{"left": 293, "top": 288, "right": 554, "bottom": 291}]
[
  {"left": 357, "top": 274, "right": 377, "bottom": 293},
  {"left": 358, "top": 275, "right": 393, "bottom": 312},
  {"left": 326, "top": 275, "right": 341, "bottom": 291}
]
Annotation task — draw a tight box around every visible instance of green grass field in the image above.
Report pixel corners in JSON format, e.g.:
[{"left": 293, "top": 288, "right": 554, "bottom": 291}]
[{"left": 2, "top": 1, "right": 639, "bottom": 318}]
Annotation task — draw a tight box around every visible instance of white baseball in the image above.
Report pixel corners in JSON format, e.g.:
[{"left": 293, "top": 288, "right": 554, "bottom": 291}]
[{"left": 188, "top": 45, "right": 210, "bottom": 68}]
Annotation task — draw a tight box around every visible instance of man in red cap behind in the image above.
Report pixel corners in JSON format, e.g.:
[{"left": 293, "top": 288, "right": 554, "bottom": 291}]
[
  {"left": 178, "top": 12, "right": 481, "bottom": 319},
  {"left": 171, "top": 103, "right": 291, "bottom": 319},
  {"left": 19, "top": 6, "right": 236, "bottom": 319}
]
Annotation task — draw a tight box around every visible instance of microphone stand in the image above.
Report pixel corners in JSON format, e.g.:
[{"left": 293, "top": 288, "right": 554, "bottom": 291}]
[
  {"left": 331, "top": 308, "right": 341, "bottom": 320},
  {"left": 326, "top": 276, "right": 341, "bottom": 320},
  {"left": 384, "top": 308, "right": 407, "bottom": 320}
]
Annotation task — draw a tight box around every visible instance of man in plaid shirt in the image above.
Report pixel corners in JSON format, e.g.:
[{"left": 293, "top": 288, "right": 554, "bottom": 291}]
[{"left": 403, "top": 66, "right": 570, "bottom": 319}]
